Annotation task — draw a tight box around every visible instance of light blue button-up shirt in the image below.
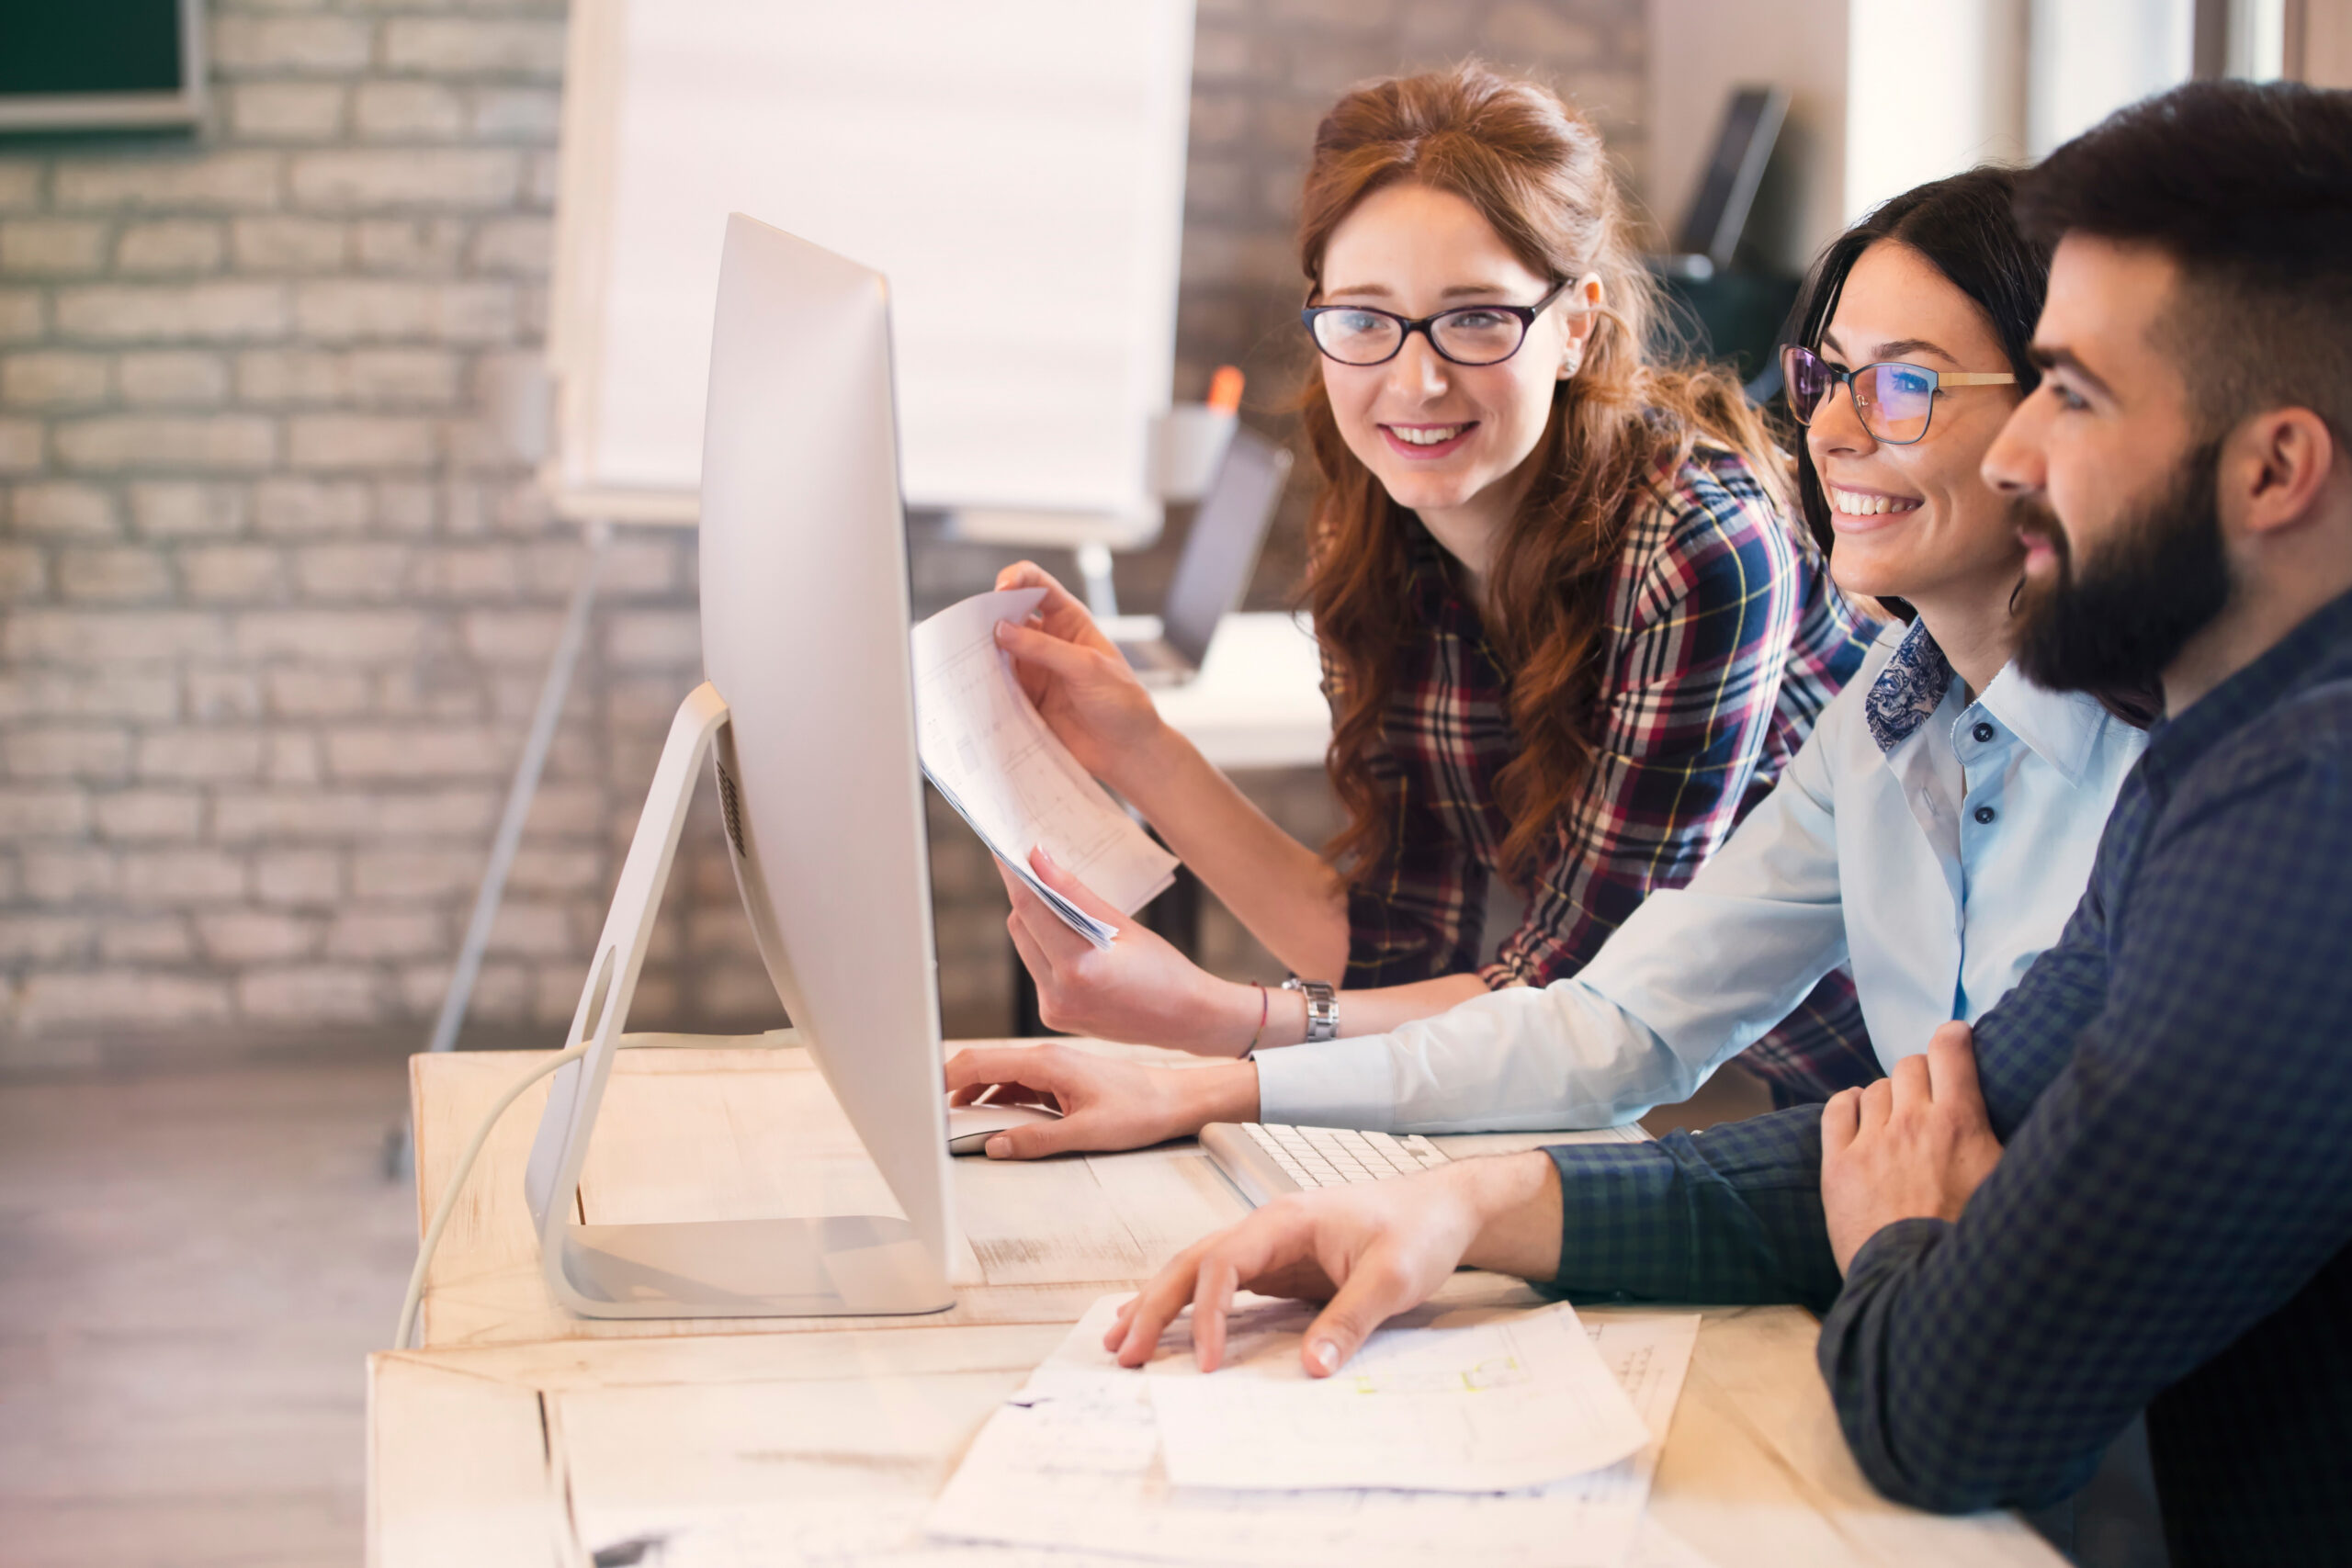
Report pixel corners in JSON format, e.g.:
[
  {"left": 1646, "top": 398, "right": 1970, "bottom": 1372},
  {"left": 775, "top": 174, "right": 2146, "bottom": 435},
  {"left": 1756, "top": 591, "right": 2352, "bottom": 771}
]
[{"left": 1252, "top": 619, "right": 2150, "bottom": 1133}]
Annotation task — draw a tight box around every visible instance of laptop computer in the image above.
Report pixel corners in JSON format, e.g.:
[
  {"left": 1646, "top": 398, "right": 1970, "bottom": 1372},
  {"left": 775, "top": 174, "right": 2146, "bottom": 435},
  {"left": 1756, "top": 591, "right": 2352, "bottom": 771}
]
[{"left": 1113, "top": 425, "right": 1293, "bottom": 686}]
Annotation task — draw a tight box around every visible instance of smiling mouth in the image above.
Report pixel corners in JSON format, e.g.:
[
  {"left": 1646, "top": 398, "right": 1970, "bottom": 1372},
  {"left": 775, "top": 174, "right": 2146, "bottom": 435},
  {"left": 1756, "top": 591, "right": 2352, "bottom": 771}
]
[
  {"left": 1828, "top": 486, "right": 1923, "bottom": 516},
  {"left": 1379, "top": 422, "right": 1476, "bottom": 457}
]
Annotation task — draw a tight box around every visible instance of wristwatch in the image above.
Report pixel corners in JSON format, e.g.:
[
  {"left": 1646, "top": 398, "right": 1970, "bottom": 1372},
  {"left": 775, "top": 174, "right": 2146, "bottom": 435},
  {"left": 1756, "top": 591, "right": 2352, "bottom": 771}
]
[{"left": 1282, "top": 976, "right": 1340, "bottom": 1043}]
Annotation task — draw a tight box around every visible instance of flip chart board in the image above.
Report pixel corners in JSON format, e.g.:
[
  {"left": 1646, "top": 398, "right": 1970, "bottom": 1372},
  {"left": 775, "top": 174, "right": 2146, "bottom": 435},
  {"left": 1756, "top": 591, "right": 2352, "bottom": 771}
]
[{"left": 546, "top": 0, "right": 1196, "bottom": 525}]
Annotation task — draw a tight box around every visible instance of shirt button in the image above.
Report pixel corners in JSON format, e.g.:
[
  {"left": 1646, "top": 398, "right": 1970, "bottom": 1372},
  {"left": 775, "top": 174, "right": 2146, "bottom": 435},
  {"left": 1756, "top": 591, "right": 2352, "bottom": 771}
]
[
  {"left": 1972, "top": 722, "right": 1996, "bottom": 743},
  {"left": 1973, "top": 805, "right": 1997, "bottom": 825}
]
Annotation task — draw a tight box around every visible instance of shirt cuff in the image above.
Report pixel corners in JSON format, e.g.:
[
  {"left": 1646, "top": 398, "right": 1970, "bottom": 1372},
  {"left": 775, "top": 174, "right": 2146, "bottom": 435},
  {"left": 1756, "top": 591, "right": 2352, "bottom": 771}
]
[
  {"left": 1250, "top": 1037, "right": 1399, "bottom": 1129},
  {"left": 1840, "top": 1214, "right": 1953, "bottom": 1291},
  {"left": 1542, "top": 1139, "right": 1685, "bottom": 1299}
]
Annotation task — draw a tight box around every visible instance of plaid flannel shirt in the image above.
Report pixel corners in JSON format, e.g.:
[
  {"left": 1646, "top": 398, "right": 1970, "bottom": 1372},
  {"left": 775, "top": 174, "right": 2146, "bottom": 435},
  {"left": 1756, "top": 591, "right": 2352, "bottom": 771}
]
[
  {"left": 1543, "top": 587, "right": 2352, "bottom": 1562},
  {"left": 1334, "top": 440, "right": 1880, "bottom": 1103}
]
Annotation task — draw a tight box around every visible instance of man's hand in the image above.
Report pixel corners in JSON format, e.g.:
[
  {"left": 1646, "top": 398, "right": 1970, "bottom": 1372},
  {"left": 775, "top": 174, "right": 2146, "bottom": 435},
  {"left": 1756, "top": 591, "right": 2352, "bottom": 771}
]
[
  {"left": 1104, "top": 1152, "right": 1563, "bottom": 1376},
  {"left": 1821, "top": 1021, "right": 2005, "bottom": 1274},
  {"left": 1002, "top": 848, "right": 1262, "bottom": 1055},
  {"left": 944, "top": 1041, "right": 1259, "bottom": 1159}
]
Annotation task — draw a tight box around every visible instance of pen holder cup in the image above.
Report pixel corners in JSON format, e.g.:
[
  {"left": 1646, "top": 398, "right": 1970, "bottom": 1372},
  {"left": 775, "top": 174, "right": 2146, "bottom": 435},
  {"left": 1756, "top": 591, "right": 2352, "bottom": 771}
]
[{"left": 1148, "top": 405, "right": 1238, "bottom": 503}]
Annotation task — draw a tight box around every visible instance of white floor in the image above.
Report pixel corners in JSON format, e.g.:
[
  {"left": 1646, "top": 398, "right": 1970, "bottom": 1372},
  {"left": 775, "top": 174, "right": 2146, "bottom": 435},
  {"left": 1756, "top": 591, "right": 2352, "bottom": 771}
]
[{"left": 0, "top": 1053, "right": 414, "bottom": 1568}]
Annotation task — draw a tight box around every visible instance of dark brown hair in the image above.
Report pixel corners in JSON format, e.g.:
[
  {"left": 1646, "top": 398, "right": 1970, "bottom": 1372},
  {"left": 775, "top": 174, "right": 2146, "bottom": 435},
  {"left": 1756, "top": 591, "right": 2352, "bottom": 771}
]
[
  {"left": 1303, "top": 63, "right": 1789, "bottom": 882},
  {"left": 2015, "top": 79, "right": 2352, "bottom": 446}
]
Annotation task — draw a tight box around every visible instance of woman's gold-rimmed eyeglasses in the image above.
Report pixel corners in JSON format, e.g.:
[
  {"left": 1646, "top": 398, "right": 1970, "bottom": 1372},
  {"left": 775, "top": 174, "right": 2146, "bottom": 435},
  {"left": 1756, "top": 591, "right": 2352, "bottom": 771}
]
[{"left": 1781, "top": 344, "right": 2016, "bottom": 445}]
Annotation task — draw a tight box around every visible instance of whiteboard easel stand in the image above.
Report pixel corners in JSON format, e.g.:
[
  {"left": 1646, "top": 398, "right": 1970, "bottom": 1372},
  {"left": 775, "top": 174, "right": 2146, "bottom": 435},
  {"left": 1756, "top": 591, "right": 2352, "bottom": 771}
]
[
  {"left": 385, "top": 512, "right": 612, "bottom": 1180},
  {"left": 422, "top": 516, "right": 613, "bottom": 1061}
]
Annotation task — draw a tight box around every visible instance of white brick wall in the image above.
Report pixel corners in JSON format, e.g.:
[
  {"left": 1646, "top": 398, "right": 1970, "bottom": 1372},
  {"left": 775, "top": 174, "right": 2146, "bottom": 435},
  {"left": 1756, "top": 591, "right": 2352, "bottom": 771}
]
[{"left": 0, "top": 0, "right": 1637, "bottom": 1061}]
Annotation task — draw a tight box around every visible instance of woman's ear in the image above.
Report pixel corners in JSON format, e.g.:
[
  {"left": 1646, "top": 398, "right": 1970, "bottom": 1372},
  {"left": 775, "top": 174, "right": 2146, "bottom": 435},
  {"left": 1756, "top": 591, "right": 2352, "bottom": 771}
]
[{"left": 1558, "top": 274, "right": 1605, "bottom": 379}]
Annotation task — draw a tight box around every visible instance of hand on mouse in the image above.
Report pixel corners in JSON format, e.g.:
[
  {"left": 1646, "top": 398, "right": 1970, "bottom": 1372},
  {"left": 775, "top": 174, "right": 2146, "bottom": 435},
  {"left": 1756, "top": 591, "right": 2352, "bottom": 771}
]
[{"left": 944, "top": 1040, "right": 1259, "bottom": 1159}]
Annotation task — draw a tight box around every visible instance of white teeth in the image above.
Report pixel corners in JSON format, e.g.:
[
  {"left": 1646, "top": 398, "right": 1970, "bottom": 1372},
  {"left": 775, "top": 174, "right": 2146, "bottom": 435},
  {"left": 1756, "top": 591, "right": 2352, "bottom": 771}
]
[
  {"left": 1828, "top": 487, "right": 1922, "bottom": 516},
  {"left": 1391, "top": 424, "right": 1466, "bottom": 446}
]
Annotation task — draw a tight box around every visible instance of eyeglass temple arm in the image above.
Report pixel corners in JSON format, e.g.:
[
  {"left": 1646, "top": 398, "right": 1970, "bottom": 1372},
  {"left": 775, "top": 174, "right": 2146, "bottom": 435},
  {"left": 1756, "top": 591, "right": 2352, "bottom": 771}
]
[{"left": 1935, "top": 372, "right": 2018, "bottom": 386}]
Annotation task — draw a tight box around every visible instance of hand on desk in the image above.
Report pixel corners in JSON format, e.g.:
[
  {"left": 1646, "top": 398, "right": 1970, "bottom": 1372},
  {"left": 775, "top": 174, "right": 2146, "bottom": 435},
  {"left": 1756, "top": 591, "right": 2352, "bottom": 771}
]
[
  {"left": 944, "top": 1039, "right": 1259, "bottom": 1159},
  {"left": 1105, "top": 1151, "right": 1565, "bottom": 1377},
  {"left": 992, "top": 561, "right": 1170, "bottom": 793},
  {"left": 1820, "top": 1021, "right": 2005, "bottom": 1274},
  {"left": 1001, "top": 847, "right": 1264, "bottom": 1056}
]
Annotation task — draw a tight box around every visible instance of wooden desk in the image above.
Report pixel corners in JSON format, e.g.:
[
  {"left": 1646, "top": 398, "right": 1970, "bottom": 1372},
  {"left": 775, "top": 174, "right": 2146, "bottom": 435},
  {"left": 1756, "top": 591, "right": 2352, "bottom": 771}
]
[{"left": 370, "top": 1043, "right": 2062, "bottom": 1567}]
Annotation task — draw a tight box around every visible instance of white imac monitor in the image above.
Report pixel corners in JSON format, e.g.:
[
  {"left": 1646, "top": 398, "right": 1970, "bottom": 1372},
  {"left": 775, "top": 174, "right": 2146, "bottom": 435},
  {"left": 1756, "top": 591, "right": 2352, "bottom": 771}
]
[{"left": 520, "top": 212, "right": 955, "bottom": 1318}]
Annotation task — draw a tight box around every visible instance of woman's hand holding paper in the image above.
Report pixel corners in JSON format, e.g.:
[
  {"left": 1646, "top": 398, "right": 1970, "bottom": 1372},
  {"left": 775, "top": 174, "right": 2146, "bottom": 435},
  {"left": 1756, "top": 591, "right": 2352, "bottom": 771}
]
[
  {"left": 999, "top": 847, "right": 1263, "bottom": 1056},
  {"left": 991, "top": 562, "right": 1170, "bottom": 793}
]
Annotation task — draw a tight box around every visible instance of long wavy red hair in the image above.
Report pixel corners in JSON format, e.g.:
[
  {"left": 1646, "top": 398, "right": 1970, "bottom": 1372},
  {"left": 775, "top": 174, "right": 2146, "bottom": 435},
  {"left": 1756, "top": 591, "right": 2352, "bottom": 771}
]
[{"left": 1302, "top": 64, "right": 1789, "bottom": 883}]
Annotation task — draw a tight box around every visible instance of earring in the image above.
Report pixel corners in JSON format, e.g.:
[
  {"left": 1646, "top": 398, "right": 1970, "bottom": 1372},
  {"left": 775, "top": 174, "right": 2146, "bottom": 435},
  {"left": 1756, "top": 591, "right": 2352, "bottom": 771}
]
[{"left": 1557, "top": 347, "right": 1583, "bottom": 380}]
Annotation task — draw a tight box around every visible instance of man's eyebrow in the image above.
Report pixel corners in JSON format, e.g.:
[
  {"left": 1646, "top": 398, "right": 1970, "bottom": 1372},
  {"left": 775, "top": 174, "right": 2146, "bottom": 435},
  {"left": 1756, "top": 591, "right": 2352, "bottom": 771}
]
[{"left": 2029, "top": 343, "right": 2115, "bottom": 398}]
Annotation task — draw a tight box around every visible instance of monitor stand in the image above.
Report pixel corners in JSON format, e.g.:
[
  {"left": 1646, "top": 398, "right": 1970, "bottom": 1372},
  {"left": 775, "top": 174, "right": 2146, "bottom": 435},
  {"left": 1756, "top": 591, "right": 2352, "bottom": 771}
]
[{"left": 519, "top": 682, "right": 955, "bottom": 1320}]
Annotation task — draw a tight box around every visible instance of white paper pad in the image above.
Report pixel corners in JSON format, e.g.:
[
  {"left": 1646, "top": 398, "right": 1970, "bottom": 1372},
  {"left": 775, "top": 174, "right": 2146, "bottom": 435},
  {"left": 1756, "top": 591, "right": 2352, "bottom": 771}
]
[
  {"left": 927, "top": 1293, "right": 1702, "bottom": 1568},
  {"left": 1148, "top": 1298, "right": 1648, "bottom": 1492},
  {"left": 912, "top": 589, "right": 1179, "bottom": 947}
]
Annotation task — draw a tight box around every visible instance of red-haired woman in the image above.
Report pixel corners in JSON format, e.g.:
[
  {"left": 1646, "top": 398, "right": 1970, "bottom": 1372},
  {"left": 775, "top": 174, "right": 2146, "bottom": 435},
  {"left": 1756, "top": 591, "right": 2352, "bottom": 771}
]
[{"left": 968, "top": 63, "right": 1871, "bottom": 1117}]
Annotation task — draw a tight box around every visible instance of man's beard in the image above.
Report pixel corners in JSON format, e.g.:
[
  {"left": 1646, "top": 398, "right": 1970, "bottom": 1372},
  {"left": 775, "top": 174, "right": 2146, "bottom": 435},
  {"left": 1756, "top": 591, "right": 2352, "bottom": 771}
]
[{"left": 2013, "top": 440, "right": 2230, "bottom": 695}]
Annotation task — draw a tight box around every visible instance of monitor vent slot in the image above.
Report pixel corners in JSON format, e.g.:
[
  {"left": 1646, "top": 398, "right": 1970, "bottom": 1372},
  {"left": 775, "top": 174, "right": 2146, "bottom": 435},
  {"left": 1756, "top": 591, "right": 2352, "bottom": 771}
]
[{"left": 716, "top": 760, "right": 747, "bottom": 857}]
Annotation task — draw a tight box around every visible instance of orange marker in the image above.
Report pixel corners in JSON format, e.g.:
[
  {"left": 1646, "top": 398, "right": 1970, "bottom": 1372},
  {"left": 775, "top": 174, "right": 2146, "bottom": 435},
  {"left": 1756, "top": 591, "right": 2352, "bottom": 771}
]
[{"left": 1205, "top": 364, "right": 1245, "bottom": 414}]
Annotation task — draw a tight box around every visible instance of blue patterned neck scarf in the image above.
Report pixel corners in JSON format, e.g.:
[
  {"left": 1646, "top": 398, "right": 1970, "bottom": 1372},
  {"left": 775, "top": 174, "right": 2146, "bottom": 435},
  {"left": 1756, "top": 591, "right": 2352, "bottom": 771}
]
[{"left": 1865, "top": 617, "right": 1955, "bottom": 755}]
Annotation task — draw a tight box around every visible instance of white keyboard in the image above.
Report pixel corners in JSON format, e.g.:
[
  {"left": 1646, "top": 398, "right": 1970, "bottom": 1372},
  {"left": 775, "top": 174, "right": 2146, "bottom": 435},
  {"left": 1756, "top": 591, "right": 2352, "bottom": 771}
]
[{"left": 1199, "top": 1122, "right": 1452, "bottom": 1207}]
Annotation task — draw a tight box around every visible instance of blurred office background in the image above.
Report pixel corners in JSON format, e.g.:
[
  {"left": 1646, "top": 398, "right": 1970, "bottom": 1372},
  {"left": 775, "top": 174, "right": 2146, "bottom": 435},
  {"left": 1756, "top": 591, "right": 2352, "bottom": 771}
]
[{"left": 0, "top": 1, "right": 2343, "bottom": 1563}]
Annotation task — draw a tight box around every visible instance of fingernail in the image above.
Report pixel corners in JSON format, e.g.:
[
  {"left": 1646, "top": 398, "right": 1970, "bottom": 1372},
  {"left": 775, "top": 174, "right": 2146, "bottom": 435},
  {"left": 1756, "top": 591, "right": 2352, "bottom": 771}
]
[
  {"left": 1307, "top": 1339, "right": 1339, "bottom": 1375},
  {"left": 1035, "top": 846, "right": 1057, "bottom": 869},
  {"left": 985, "top": 1135, "right": 1011, "bottom": 1158}
]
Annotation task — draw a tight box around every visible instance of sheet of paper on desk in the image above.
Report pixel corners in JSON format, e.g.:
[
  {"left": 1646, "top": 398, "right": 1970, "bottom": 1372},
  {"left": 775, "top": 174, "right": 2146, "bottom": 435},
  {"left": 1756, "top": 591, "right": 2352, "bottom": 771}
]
[
  {"left": 912, "top": 589, "right": 1178, "bottom": 946},
  {"left": 1147, "top": 1299, "right": 1648, "bottom": 1491},
  {"left": 927, "top": 1293, "right": 1701, "bottom": 1568}
]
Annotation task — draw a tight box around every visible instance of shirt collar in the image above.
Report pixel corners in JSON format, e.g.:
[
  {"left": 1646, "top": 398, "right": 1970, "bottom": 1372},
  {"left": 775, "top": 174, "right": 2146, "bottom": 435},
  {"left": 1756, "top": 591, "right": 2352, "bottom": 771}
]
[
  {"left": 2140, "top": 583, "right": 2352, "bottom": 794},
  {"left": 1865, "top": 618, "right": 1953, "bottom": 754},
  {"left": 1866, "top": 616, "right": 2114, "bottom": 782},
  {"left": 1973, "top": 664, "right": 2109, "bottom": 787}
]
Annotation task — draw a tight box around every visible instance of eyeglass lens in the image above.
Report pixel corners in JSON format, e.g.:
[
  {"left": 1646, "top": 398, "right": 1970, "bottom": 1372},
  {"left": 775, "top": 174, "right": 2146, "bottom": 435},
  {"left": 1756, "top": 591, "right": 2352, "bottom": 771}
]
[
  {"left": 1312, "top": 306, "right": 1528, "bottom": 367},
  {"left": 1783, "top": 346, "right": 1937, "bottom": 443}
]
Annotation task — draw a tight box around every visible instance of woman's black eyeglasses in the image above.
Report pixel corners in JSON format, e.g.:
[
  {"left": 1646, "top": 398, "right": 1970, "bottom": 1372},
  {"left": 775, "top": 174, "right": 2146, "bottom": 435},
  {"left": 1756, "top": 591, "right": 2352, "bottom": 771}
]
[
  {"left": 1302, "top": 278, "right": 1574, "bottom": 367},
  {"left": 1781, "top": 344, "right": 2016, "bottom": 446}
]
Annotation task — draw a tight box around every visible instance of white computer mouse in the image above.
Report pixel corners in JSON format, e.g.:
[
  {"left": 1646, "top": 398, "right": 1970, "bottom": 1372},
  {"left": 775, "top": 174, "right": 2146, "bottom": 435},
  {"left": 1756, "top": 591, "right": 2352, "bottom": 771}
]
[{"left": 945, "top": 1100, "right": 1063, "bottom": 1156}]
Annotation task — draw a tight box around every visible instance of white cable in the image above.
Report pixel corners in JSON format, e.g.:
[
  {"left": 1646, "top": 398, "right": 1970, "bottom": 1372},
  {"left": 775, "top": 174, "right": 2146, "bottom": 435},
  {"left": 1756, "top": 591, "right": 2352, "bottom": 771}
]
[
  {"left": 393, "top": 1045, "right": 585, "bottom": 1351},
  {"left": 391, "top": 1029, "right": 804, "bottom": 1350}
]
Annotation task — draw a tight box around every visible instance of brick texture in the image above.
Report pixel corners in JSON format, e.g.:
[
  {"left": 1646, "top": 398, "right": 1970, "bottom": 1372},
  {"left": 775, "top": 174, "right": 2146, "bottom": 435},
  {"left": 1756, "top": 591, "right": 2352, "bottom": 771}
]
[{"left": 0, "top": 0, "right": 1640, "bottom": 1060}]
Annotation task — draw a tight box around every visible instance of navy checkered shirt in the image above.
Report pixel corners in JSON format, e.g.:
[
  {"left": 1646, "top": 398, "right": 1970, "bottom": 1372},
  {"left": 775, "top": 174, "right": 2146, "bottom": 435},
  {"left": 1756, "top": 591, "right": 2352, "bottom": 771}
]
[{"left": 1543, "top": 587, "right": 2352, "bottom": 1562}]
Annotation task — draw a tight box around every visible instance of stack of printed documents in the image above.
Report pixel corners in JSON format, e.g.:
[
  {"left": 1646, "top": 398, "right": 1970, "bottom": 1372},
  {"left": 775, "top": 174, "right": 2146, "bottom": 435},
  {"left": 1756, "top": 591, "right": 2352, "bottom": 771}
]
[
  {"left": 911, "top": 590, "right": 1178, "bottom": 947},
  {"left": 927, "top": 1292, "right": 1703, "bottom": 1567}
]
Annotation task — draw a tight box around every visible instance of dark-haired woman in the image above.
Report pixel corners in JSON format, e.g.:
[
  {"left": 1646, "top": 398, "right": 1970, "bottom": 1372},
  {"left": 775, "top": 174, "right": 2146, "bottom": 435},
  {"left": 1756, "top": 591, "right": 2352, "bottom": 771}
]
[
  {"left": 948, "top": 160, "right": 2152, "bottom": 1156},
  {"left": 948, "top": 63, "right": 1871, "bottom": 1117}
]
